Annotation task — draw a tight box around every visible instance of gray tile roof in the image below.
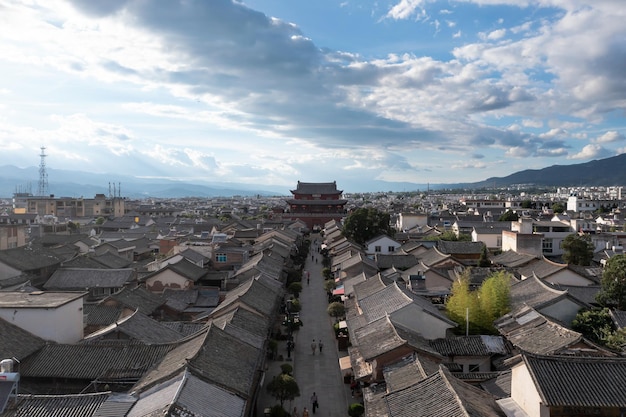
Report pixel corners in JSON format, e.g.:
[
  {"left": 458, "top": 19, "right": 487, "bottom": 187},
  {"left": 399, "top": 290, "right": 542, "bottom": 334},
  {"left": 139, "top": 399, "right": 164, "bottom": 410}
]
[
  {"left": 495, "top": 306, "right": 610, "bottom": 356},
  {"left": 509, "top": 274, "right": 571, "bottom": 311},
  {"left": 0, "top": 317, "right": 46, "bottom": 361},
  {"left": 416, "top": 247, "right": 455, "bottom": 267},
  {"left": 44, "top": 268, "right": 134, "bottom": 290},
  {"left": 374, "top": 254, "right": 419, "bottom": 270},
  {"left": 352, "top": 274, "right": 387, "bottom": 302},
  {"left": 0, "top": 245, "right": 64, "bottom": 271},
  {"left": 210, "top": 274, "right": 281, "bottom": 319},
  {"left": 523, "top": 354, "right": 626, "bottom": 408},
  {"left": 21, "top": 342, "right": 174, "bottom": 381},
  {"left": 82, "top": 310, "right": 184, "bottom": 345},
  {"left": 382, "top": 354, "right": 430, "bottom": 392},
  {"left": 3, "top": 392, "right": 111, "bottom": 417},
  {"left": 210, "top": 306, "right": 271, "bottom": 339},
  {"left": 109, "top": 286, "right": 165, "bottom": 315},
  {"left": 291, "top": 181, "right": 341, "bottom": 194},
  {"left": 160, "top": 322, "right": 206, "bottom": 338},
  {"left": 517, "top": 258, "right": 567, "bottom": 279},
  {"left": 83, "top": 303, "right": 124, "bottom": 327},
  {"left": 430, "top": 335, "right": 508, "bottom": 357},
  {"left": 166, "top": 258, "right": 208, "bottom": 282},
  {"left": 354, "top": 316, "right": 407, "bottom": 361},
  {"left": 132, "top": 323, "right": 262, "bottom": 398},
  {"left": 128, "top": 370, "right": 246, "bottom": 417},
  {"left": 382, "top": 366, "right": 505, "bottom": 417},
  {"left": 358, "top": 282, "right": 414, "bottom": 323},
  {"left": 491, "top": 250, "right": 537, "bottom": 268},
  {"left": 480, "top": 370, "right": 511, "bottom": 399},
  {"left": 436, "top": 240, "right": 485, "bottom": 255}
]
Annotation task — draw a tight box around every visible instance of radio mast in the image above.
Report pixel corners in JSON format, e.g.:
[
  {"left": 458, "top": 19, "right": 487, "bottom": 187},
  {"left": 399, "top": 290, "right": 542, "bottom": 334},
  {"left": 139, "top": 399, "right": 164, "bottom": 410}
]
[{"left": 38, "top": 146, "right": 49, "bottom": 197}]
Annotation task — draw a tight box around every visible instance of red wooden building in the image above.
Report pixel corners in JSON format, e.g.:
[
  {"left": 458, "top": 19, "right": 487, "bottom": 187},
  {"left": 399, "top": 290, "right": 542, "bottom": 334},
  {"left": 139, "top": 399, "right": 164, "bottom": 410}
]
[{"left": 282, "top": 181, "right": 348, "bottom": 230}]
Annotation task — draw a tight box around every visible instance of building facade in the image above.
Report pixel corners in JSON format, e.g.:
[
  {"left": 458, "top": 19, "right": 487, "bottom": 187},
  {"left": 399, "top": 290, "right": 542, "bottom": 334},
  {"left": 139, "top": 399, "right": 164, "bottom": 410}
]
[{"left": 282, "top": 181, "right": 348, "bottom": 230}]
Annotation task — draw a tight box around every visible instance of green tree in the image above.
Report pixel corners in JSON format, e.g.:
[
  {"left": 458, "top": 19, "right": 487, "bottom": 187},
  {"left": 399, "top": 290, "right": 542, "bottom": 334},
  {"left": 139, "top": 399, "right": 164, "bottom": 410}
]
[
  {"left": 478, "top": 245, "right": 490, "bottom": 267},
  {"left": 446, "top": 270, "right": 511, "bottom": 334},
  {"left": 95, "top": 216, "right": 105, "bottom": 225},
  {"left": 498, "top": 210, "right": 519, "bottom": 221},
  {"left": 342, "top": 207, "right": 394, "bottom": 246},
  {"left": 348, "top": 403, "right": 365, "bottom": 417},
  {"left": 571, "top": 308, "right": 614, "bottom": 344},
  {"left": 327, "top": 302, "right": 346, "bottom": 321},
  {"left": 287, "top": 282, "right": 302, "bottom": 299},
  {"left": 266, "top": 373, "right": 300, "bottom": 407},
  {"left": 445, "top": 272, "right": 480, "bottom": 334},
  {"left": 551, "top": 202, "right": 565, "bottom": 213},
  {"left": 323, "top": 279, "right": 336, "bottom": 295},
  {"left": 562, "top": 233, "right": 594, "bottom": 265},
  {"left": 477, "top": 271, "right": 511, "bottom": 332},
  {"left": 521, "top": 199, "right": 533, "bottom": 209},
  {"left": 596, "top": 255, "right": 626, "bottom": 309}
]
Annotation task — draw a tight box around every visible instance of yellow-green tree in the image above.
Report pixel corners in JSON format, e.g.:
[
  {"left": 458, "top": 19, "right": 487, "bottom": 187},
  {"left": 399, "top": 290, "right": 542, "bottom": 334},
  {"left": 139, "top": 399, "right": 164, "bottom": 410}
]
[
  {"left": 445, "top": 272, "right": 480, "bottom": 334},
  {"left": 446, "top": 270, "right": 511, "bottom": 334},
  {"left": 477, "top": 271, "right": 511, "bottom": 332}
]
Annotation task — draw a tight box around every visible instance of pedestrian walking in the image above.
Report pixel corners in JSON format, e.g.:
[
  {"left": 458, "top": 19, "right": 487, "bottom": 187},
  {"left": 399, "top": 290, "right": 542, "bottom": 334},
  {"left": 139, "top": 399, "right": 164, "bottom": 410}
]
[
  {"left": 286, "top": 340, "right": 292, "bottom": 358},
  {"left": 311, "top": 392, "right": 319, "bottom": 414},
  {"left": 318, "top": 339, "right": 323, "bottom": 353},
  {"left": 302, "top": 407, "right": 309, "bottom": 417},
  {"left": 292, "top": 407, "right": 299, "bottom": 417},
  {"left": 310, "top": 339, "right": 316, "bottom": 355},
  {"left": 307, "top": 276, "right": 310, "bottom": 285}
]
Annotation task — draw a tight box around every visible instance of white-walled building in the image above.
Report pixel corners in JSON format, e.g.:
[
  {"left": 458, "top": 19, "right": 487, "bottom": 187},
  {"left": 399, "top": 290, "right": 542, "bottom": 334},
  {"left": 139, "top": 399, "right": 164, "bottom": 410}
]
[{"left": 0, "top": 291, "right": 85, "bottom": 343}]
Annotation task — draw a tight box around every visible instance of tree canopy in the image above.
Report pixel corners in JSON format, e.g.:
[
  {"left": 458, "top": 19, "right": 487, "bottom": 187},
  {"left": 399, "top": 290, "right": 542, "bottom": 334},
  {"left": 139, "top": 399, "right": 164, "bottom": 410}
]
[
  {"left": 596, "top": 254, "right": 626, "bottom": 309},
  {"left": 266, "top": 373, "right": 300, "bottom": 407},
  {"left": 341, "top": 207, "right": 394, "bottom": 246},
  {"left": 446, "top": 270, "right": 511, "bottom": 334},
  {"left": 498, "top": 210, "right": 519, "bottom": 221},
  {"left": 562, "top": 233, "right": 595, "bottom": 265}
]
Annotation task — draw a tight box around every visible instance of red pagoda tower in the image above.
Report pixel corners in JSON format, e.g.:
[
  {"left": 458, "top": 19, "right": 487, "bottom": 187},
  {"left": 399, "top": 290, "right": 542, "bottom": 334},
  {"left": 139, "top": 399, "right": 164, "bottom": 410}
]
[{"left": 283, "top": 181, "right": 347, "bottom": 231}]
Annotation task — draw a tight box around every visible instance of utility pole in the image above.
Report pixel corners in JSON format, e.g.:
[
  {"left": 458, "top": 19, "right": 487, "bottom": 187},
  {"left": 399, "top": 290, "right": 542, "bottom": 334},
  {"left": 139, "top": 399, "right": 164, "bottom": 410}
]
[{"left": 38, "top": 146, "right": 48, "bottom": 196}]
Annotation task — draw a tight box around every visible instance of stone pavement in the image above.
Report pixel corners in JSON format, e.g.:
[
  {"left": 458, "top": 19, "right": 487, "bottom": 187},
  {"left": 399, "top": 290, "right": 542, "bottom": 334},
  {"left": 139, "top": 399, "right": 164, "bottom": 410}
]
[{"left": 257, "top": 234, "right": 353, "bottom": 417}]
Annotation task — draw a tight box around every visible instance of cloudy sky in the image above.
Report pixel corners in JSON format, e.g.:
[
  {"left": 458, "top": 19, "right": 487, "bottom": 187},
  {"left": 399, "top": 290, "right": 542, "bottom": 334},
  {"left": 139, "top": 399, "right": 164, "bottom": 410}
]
[{"left": 1, "top": 0, "right": 625, "bottom": 192}]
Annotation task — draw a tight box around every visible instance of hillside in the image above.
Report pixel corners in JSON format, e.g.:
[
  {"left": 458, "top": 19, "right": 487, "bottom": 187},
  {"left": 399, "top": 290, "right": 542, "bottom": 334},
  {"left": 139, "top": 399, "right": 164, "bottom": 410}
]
[{"left": 462, "top": 153, "right": 626, "bottom": 189}]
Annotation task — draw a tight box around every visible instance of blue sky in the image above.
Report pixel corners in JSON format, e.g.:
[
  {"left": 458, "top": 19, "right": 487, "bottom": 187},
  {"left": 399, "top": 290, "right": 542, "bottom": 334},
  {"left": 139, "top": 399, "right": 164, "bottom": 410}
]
[{"left": 1, "top": 0, "right": 625, "bottom": 192}]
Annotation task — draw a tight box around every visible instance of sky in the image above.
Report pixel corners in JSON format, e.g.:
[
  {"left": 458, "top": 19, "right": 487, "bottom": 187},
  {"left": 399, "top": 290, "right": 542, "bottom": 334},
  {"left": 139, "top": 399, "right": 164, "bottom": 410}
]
[{"left": 1, "top": 0, "right": 625, "bottom": 193}]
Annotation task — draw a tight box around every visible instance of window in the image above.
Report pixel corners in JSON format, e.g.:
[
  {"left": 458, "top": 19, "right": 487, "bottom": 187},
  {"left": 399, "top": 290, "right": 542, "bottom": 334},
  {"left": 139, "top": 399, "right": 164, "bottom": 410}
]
[
  {"left": 388, "top": 246, "right": 395, "bottom": 252},
  {"left": 374, "top": 246, "right": 381, "bottom": 253},
  {"left": 542, "top": 239, "right": 553, "bottom": 253},
  {"left": 468, "top": 364, "right": 480, "bottom": 373},
  {"left": 216, "top": 253, "right": 227, "bottom": 263}
]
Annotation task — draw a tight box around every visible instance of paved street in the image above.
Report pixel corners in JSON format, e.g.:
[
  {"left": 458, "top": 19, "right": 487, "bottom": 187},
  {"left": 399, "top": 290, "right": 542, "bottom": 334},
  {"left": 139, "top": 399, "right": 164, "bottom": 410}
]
[{"left": 258, "top": 235, "right": 352, "bottom": 417}]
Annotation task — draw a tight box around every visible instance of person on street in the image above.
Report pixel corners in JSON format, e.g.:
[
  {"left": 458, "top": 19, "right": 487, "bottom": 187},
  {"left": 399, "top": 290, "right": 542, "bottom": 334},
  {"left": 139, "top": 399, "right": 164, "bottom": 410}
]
[
  {"left": 302, "top": 407, "right": 309, "bottom": 417},
  {"left": 311, "top": 392, "right": 319, "bottom": 414},
  {"left": 310, "top": 339, "right": 316, "bottom": 355},
  {"left": 318, "top": 339, "right": 323, "bottom": 353}
]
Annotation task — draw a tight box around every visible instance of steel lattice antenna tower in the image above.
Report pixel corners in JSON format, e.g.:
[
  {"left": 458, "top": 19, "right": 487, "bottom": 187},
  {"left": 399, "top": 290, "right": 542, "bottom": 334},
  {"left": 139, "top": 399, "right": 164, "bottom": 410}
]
[{"left": 38, "top": 146, "right": 48, "bottom": 197}]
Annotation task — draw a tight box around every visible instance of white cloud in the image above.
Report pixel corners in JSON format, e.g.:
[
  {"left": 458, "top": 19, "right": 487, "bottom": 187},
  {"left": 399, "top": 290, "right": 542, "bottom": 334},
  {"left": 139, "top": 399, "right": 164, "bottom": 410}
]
[
  {"left": 487, "top": 28, "right": 506, "bottom": 40},
  {"left": 567, "top": 144, "right": 608, "bottom": 160},
  {"left": 386, "top": 0, "right": 426, "bottom": 20},
  {"left": 594, "top": 130, "right": 625, "bottom": 143}
]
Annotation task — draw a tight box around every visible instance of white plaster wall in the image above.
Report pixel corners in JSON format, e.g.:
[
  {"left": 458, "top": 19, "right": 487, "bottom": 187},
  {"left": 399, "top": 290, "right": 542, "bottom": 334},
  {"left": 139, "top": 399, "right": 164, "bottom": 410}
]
[
  {"left": 511, "top": 363, "right": 550, "bottom": 417},
  {"left": 0, "top": 298, "right": 84, "bottom": 343}
]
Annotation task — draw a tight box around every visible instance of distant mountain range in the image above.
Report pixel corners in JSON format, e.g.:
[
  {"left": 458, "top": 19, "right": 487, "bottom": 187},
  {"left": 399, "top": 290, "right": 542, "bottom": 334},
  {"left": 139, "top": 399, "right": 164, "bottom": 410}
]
[
  {"left": 457, "top": 153, "right": 626, "bottom": 189},
  {"left": 1, "top": 153, "right": 625, "bottom": 198}
]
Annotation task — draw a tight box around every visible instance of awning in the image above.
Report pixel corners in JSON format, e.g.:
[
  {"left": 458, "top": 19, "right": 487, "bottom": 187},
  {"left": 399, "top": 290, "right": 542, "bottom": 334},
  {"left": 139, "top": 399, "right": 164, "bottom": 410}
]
[
  {"left": 332, "top": 285, "right": 345, "bottom": 295},
  {"left": 339, "top": 356, "right": 352, "bottom": 371},
  {"left": 338, "top": 320, "right": 347, "bottom": 329}
]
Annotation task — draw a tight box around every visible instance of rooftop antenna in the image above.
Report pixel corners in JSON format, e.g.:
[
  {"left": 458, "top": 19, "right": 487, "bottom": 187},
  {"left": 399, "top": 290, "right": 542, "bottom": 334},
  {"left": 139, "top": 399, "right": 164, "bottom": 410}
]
[{"left": 37, "top": 146, "right": 48, "bottom": 197}]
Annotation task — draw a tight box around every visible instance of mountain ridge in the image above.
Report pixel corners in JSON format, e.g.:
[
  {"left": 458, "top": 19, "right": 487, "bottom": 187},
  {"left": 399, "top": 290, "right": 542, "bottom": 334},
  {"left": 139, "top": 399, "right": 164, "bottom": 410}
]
[{"left": 1, "top": 153, "right": 625, "bottom": 198}]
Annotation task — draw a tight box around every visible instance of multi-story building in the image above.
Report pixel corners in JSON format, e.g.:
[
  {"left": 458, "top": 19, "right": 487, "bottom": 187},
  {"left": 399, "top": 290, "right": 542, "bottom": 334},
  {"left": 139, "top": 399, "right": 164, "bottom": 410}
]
[
  {"left": 281, "top": 181, "right": 347, "bottom": 231},
  {"left": 13, "top": 193, "right": 125, "bottom": 218}
]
